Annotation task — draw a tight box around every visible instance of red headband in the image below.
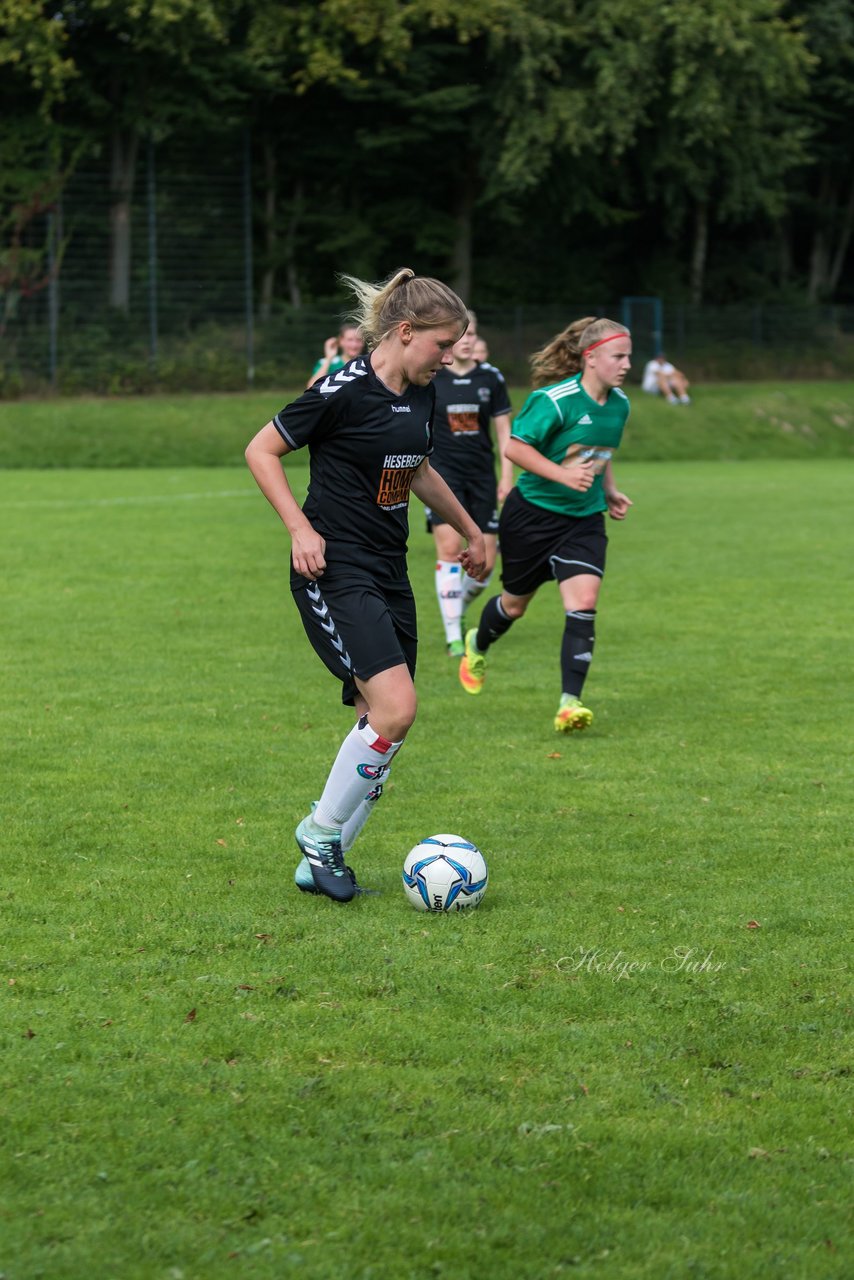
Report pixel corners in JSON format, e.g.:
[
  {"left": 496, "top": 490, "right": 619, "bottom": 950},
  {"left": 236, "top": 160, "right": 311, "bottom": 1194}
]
[{"left": 582, "top": 331, "right": 629, "bottom": 357}]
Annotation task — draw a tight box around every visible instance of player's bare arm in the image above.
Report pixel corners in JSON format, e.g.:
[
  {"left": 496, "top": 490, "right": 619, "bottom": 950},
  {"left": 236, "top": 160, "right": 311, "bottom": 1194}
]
[
  {"left": 493, "top": 412, "right": 515, "bottom": 503},
  {"left": 504, "top": 437, "right": 594, "bottom": 493},
  {"left": 412, "top": 461, "right": 487, "bottom": 580},
  {"left": 245, "top": 421, "right": 327, "bottom": 577}
]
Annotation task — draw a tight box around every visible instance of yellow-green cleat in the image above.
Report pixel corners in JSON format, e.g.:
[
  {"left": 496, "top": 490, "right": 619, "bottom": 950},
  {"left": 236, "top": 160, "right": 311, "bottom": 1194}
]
[
  {"left": 459, "top": 628, "right": 486, "bottom": 694},
  {"left": 554, "top": 694, "right": 593, "bottom": 733}
]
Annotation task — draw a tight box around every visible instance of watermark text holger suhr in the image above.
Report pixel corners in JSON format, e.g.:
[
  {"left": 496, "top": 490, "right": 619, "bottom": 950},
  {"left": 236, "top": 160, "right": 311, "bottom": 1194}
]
[{"left": 557, "top": 946, "right": 726, "bottom": 982}]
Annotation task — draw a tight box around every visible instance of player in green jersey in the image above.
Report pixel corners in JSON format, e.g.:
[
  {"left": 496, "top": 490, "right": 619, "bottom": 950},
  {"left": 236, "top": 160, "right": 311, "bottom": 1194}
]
[
  {"left": 459, "top": 316, "right": 633, "bottom": 733},
  {"left": 305, "top": 324, "right": 365, "bottom": 388}
]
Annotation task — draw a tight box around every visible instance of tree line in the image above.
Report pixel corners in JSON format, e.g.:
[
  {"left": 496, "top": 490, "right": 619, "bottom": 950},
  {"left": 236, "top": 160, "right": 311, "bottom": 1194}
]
[{"left": 2, "top": 0, "right": 853, "bottom": 318}]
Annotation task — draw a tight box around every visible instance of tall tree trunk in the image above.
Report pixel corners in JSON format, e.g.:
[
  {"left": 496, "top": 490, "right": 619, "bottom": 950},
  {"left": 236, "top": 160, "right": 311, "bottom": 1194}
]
[
  {"left": 450, "top": 161, "right": 476, "bottom": 303},
  {"left": 807, "top": 169, "right": 833, "bottom": 303},
  {"left": 807, "top": 231, "right": 828, "bottom": 303},
  {"left": 284, "top": 177, "right": 303, "bottom": 309},
  {"left": 259, "top": 138, "right": 277, "bottom": 321},
  {"left": 828, "top": 173, "right": 854, "bottom": 296},
  {"left": 109, "top": 125, "right": 140, "bottom": 312},
  {"left": 689, "top": 199, "right": 708, "bottom": 306},
  {"left": 776, "top": 218, "right": 792, "bottom": 289}
]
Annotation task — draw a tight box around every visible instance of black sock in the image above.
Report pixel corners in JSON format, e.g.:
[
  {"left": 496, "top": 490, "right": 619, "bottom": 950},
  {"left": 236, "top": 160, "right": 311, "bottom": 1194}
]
[
  {"left": 561, "top": 610, "right": 596, "bottom": 697},
  {"left": 476, "top": 596, "right": 515, "bottom": 652}
]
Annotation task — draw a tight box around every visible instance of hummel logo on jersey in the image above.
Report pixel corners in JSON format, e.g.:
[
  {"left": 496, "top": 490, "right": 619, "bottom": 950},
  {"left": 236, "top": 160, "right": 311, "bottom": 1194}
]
[
  {"left": 319, "top": 358, "right": 368, "bottom": 396},
  {"left": 578, "top": 414, "right": 593, "bottom": 425},
  {"left": 390, "top": 404, "right": 411, "bottom": 413}
]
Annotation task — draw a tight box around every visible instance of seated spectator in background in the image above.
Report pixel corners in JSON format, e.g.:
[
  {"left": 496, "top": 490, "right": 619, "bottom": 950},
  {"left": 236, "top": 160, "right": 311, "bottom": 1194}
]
[
  {"left": 306, "top": 324, "right": 365, "bottom": 388},
  {"left": 642, "top": 352, "right": 691, "bottom": 404},
  {"left": 472, "top": 335, "right": 489, "bottom": 364}
]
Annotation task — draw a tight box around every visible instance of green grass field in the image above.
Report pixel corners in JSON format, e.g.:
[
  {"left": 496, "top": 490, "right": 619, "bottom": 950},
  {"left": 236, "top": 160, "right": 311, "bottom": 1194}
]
[
  {"left": 1, "top": 403, "right": 852, "bottom": 1277},
  {"left": 1, "top": 379, "right": 853, "bottom": 468}
]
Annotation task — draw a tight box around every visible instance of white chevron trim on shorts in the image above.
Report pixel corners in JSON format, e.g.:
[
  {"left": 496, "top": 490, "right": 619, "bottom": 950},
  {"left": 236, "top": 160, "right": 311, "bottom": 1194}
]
[{"left": 306, "top": 582, "right": 353, "bottom": 669}]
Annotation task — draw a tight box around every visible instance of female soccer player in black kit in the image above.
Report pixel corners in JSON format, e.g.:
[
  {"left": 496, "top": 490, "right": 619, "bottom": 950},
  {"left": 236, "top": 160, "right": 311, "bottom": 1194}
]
[
  {"left": 245, "top": 269, "right": 486, "bottom": 902},
  {"left": 429, "top": 315, "right": 513, "bottom": 656}
]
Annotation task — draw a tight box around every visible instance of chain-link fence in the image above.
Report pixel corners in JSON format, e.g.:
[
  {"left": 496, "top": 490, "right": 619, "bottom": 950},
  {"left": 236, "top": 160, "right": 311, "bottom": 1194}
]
[
  {"left": 473, "top": 298, "right": 854, "bottom": 384},
  {"left": 4, "top": 136, "right": 854, "bottom": 395},
  {"left": 2, "top": 133, "right": 254, "bottom": 395}
]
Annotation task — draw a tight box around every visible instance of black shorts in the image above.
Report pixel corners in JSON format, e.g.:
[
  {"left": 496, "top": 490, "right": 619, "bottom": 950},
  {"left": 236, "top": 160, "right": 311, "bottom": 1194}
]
[
  {"left": 291, "top": 562, "right": 417, "bottom": 706},
  {"left": 498, "top": 487, "right": 608, "bottom": 597},
  {"left": 426, "top": 461, "right": 499, "bottom": 535}
]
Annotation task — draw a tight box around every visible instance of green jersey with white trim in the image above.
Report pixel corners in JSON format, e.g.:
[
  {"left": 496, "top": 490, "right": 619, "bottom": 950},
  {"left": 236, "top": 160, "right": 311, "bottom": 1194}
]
[
  {"left": 511, "top": 373, "right": 629, "bottom": 517},
  {"left": 310, "top": 355, "right": 345, "bottom": 381}
]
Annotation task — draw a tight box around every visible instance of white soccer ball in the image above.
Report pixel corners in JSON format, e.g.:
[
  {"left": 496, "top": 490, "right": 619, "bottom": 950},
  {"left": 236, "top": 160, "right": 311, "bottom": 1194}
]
[{"left": 402, "top": 834, "right": 488, "bottom": 912}]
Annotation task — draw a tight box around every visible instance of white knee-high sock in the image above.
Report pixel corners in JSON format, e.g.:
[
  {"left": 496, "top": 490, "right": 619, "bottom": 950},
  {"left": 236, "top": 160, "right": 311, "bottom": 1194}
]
[
  {"left": 340, "top": 780, "right": 386, "bottom": 853},
  {"left": 461, "top": 569, "right": 491, "bottom": 611},
  {"left": 435, "top": 559, "right": 464, "bottom": 644},
  {"left": 314, "top": 716, "right": 402, "bottom": 830}
]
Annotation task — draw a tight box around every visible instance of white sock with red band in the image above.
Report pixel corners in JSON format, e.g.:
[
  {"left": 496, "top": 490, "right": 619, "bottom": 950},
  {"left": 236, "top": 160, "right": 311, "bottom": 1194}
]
[{"left": 314, "top": 715, "right": 402, "bottom": 830}]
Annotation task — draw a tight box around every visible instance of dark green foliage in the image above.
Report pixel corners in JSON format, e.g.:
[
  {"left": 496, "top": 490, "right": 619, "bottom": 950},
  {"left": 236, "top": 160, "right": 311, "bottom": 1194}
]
[{"left": 2, "top": 0, "right": 852, "bottom": 317}]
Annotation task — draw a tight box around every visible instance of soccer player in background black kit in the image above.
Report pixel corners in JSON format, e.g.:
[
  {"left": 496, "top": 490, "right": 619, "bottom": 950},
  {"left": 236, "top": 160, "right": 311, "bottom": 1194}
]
[
  {"left": 428, "top": 314, "right": 513, "bottom": 656},
  {"left": 245, "top": 269, "right": 486, "bottom": 902}
]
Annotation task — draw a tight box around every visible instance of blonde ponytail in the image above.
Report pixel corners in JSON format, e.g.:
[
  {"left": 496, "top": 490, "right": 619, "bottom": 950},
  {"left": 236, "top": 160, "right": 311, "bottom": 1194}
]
[{"left": 339, "top": 268, "right": 468, "bottom": 350}]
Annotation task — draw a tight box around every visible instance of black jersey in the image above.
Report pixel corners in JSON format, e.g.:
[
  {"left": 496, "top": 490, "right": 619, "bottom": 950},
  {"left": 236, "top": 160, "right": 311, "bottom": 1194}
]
[
  {"left": 273, "top": 355, "right": 434, "bottom": 564},
  {"left": 431, "top": 361, "right": 512, "bottom": 467}
]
